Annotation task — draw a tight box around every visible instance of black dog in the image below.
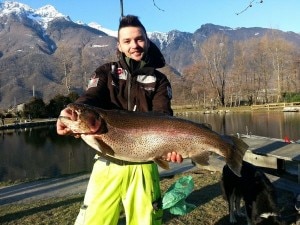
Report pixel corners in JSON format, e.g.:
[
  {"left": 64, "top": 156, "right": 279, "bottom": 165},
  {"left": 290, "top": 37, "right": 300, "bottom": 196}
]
[{"left": 221, "top": 161, "right": 284, "bottom": 225}]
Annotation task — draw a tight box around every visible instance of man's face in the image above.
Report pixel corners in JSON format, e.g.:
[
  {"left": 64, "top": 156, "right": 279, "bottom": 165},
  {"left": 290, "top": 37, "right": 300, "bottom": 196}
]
[{"left": 118, "top": 26, "right": 149, "bottom": 62}]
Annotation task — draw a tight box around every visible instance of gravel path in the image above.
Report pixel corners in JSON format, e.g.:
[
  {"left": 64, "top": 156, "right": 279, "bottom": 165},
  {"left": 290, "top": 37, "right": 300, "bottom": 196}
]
[
  {"left": 0, "top": 160, "right": 197, "bottom": 206},
  {"left": 0, "top": 174, "right": 90, "bottom": 205}
]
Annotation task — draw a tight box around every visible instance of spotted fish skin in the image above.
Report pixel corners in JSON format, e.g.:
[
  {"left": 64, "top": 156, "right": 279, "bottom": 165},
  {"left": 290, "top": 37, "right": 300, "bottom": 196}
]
[{"left": 59, "top": 103, "right": 248, "bottom": 176}]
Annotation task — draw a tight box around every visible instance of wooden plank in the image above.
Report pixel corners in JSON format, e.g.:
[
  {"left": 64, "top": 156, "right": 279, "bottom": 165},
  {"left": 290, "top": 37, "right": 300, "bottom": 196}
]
[
  {"left": 267, "top": 144, "right": 300, "bottom": 161},
  {"left": 242, "top": 136, "right": 300, "bottom": 162},
  {"left": 243, "top": 151, "right": 278, "bottom": 169},
  {"left": 242, "top": 135, "right": 300, "bottom": 183}
]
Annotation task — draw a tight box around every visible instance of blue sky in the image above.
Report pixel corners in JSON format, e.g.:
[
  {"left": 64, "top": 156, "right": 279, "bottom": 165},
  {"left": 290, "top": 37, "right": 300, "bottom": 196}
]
[{"left": 6, "top": 0, "right": 300, "bottom": 33}]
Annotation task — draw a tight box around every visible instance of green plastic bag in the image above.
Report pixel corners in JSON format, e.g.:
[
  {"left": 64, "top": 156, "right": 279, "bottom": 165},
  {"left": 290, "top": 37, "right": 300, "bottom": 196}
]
[{"left": 162, "top": 175, "right": 196, "bottom": 215}]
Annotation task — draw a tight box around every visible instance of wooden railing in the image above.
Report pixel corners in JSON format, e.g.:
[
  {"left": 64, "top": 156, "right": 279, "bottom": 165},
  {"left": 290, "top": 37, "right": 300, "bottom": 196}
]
[{"left": 251, "top": 102, "right": 300, "bottom": 111}]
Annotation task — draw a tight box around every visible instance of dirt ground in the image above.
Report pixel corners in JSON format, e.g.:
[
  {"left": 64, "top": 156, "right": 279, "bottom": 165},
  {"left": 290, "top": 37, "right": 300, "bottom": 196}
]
[{"left": 0, "top": 160, "right": 299, "bottom": 225}]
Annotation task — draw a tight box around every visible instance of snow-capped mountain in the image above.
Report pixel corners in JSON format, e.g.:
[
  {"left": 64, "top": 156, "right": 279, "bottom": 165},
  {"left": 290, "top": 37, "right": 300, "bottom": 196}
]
[
  {"left": 0, "top": 1, "right": 121, "bottom": 38},
  {"left": 88, "top": 22, "right": 117, "bottom": 37},
  {"left": 0, "top": 1, "right": 171, "bottom": 45},
  {"left": 0, "top": 1, "right": 69, "bottom": 29}
]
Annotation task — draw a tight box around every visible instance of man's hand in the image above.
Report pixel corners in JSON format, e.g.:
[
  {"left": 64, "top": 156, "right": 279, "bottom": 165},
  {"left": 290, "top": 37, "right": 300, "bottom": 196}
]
[
  {"left": 166, "top": 151, "right": 183, "bottom": 163},
  {"left": 56, "top": 108, "right": 74, "bottom": 136}
]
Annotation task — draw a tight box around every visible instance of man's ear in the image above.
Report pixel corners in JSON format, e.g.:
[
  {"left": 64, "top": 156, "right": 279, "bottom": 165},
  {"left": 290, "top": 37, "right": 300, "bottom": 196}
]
[{"left": 117, "top": 42, "right": 122, "bottom": 52}]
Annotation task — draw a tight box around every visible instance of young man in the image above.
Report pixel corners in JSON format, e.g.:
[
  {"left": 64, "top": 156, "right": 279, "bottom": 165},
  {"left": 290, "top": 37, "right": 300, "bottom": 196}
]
[{"left": 57, "top": 15, "right": 182, "bottom": 225}]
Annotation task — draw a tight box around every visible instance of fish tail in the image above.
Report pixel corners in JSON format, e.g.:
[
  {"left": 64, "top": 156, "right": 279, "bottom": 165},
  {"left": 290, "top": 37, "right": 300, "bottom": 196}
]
[{"left": 225, "top": 135, "right": 248, "bottom": 177}]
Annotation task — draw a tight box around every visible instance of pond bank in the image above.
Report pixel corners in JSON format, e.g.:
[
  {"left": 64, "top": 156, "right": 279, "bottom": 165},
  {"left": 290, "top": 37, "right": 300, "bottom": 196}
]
[{"left": 0, "top": 119, "right": 56, "bottom": 130}]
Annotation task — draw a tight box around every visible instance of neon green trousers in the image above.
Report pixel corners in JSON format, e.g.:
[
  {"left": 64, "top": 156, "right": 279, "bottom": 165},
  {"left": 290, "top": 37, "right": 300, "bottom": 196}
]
[{"left": 74, "top": 159, "right": 163, "bottom": 225}]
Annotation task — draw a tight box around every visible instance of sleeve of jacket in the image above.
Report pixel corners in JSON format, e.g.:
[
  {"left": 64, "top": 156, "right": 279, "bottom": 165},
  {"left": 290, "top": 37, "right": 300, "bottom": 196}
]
[
  {"left": 152, "top": 71, "right": 173, "bottom": 116},
  {"left": 75, "top": 63, "right": 111, "bottom": 108}
]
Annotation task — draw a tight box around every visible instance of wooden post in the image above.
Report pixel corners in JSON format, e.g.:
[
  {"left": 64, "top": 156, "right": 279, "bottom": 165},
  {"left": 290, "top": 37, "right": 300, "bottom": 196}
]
[
  {"left": 120, "top": 0, "right": 124, "bottom": 18},
  {"left": 298, "top": 163, "right": 300, "bottom": 184}
]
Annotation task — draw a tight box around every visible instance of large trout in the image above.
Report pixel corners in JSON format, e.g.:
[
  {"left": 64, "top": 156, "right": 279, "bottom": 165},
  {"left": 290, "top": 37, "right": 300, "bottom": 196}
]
[{"left": 59, "top": 103, "right": 248, "bottom": 176}]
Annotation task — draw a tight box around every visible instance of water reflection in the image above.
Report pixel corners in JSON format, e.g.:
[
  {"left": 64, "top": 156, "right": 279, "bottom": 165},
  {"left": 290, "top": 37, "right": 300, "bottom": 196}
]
[
  {"left": 1, "top": 111, "right": 300, "bottom": 182},
  {"left": 182, "top": 111, "right": 300, "bottom": 141},
  {"left": 0, "top": 125, "right": 95, "bottom": 182}
]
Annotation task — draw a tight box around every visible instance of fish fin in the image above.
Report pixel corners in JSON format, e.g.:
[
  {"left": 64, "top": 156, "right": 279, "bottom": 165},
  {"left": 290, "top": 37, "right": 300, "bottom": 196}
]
[
  {"left": 191, "top": 152, "right": 211, "bottom": 165},
  {"left": 81, "top": 135, "right": 103, "bottom": 152},
  {"left": 81, "top": 135, "right": 115, "bottom": 156},
  {"left": 154, "top": 158, "right": 170, "bottom": 170},
  {"left": 96, "top": 139, "right": 115, "bottom": 156},
  {"left": 224, "top": 135, "right": 248, "bottom": 177}
]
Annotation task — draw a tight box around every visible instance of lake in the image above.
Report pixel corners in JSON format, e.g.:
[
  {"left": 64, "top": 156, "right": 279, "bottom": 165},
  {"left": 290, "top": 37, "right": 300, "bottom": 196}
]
[
  {"left": 180, "top": 111, "right": 300, "bottom": 141},
  {"left": 0, "top": 111, "right": 299, "bottom": 182}
]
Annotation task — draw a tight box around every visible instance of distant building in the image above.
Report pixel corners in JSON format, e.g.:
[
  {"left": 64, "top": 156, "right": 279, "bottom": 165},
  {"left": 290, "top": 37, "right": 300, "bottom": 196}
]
[{"left": 17, "top": 103, "right": 25, "bottom": 112}]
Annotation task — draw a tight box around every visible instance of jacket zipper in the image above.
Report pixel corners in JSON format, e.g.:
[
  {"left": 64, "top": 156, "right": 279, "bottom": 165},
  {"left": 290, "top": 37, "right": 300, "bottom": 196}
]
[{"left": 127, "top": 71, "right": 131, "bottom": 110}]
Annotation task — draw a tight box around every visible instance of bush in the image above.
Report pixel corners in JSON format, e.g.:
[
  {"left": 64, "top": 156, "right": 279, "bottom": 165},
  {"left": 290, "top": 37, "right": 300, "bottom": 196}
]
[
  {"left": 23, "top": 97, "right": 47, "bottom": 118},
  {"left": 283, "top": 92, "right": 300, "bottom": 102}
]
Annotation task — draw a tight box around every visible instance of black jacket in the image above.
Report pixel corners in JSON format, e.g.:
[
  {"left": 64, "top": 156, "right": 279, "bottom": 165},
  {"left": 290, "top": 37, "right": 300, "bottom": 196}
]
[{"left": 76, "top": 41, "right": 173, "bottom": 115}]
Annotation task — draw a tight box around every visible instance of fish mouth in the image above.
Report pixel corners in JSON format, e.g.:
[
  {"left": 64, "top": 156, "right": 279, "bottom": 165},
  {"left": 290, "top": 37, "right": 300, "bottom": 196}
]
[
  {"left": 60, "top": 104, "right": 102, "bottom": 134},
  {"left": 58, "top": 116, "right": 71, "bottom": 120}
]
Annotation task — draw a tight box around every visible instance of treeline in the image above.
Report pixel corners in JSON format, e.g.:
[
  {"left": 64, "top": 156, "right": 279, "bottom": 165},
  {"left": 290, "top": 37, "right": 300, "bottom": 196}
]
[
  {"left": 1, "top": 92, "right": 79, "bottom": 119},
  {"left": 181, "top": 32, "right": 300, "bottom": 107}
]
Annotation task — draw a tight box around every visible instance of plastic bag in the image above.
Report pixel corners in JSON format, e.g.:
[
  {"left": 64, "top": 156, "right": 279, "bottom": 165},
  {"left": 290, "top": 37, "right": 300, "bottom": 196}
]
[{"left": 162, "top": 175, "right": 196, "bottom": 215}]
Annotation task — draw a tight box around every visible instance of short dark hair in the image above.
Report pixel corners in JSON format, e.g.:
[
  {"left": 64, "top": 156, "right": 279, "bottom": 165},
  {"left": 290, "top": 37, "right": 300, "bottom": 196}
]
[{"left": 118, "top": 15, "right": 147, "bottom": 38}]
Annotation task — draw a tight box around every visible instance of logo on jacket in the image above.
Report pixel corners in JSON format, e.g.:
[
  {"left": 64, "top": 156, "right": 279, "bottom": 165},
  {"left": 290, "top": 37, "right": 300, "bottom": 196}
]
[
  {"left": 118, "top": 68, "right": 127, "bottom": 80},
  {"left": 137, "top": 75, "right": 156, "bottom": 84},
  {"left": 87, "top": 75, "right": 99, "bottom": 89}
]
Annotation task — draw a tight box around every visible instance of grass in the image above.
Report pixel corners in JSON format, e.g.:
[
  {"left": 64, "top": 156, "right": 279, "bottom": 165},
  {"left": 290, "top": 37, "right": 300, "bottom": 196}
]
[
  {"left": 0, "top": 194, "right": 82, "bottom": 225},
  {"left": 0, "top": 169, "right": 298, "bottom": 225}
]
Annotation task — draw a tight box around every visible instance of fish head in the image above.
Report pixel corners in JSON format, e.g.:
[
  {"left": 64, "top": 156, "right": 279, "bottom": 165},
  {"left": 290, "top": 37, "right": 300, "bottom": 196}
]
[{"left": 59, "top": 103, "right": 102, "bottom": 134}]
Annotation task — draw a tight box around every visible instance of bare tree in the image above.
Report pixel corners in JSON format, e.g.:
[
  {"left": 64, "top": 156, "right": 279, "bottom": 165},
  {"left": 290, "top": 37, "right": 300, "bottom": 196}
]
[
  {"left": 200, "top": 34, "right": 230, "bottom": 106},
  {"left": 291, "top": 58, "right": 300, "bottom": 93},
  {"left": 266, "top": 32, "right": 297, "bottom": 102},
  {"left": 230, "top": 33, "right": 299, "bottom": 104},
  {"left": 251, "top": 37, "right": 274, "bottom": 103},
  {"left": 228, "top": 41, "right": 249, "bottom": 106},
  {"left": 182, "top": 62, "right": 210, "bottom": 107},
  {"left": 55, "top": 43, "right": 73, "bottom": 94}
]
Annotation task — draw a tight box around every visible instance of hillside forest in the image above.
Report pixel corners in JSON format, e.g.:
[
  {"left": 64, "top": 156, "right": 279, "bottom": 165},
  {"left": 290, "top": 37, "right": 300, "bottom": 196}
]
[{"left": 174, "top": 32, "right": 300, "bottom": 107}]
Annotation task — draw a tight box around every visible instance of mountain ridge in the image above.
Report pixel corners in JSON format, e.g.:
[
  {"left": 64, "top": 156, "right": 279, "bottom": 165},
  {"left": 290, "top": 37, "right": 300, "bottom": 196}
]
[{"left": 1, "top": 1, "right": 300, "bottom": 108}]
